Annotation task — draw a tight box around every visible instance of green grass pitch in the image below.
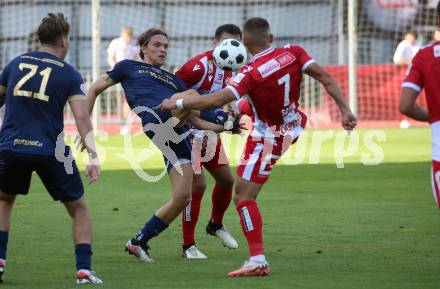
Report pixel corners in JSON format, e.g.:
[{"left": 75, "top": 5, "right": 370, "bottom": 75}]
[{"left": 2, "top": 128, "right": 439, "bottom": 289}]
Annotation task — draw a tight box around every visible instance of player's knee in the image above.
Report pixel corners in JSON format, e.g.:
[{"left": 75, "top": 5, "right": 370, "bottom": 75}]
[
  {"left": 172, "top": 193, "right": 192, "bottom": 209},
  {"left": 64, "top": 197, "right": 89, "bottom": 217},
  {"left": 192, "top": 180, "right": 207, "bottom": 193},
  {"left": 220, "top": 174, "right": 234, "bottom": 188},
  {"left": 0, "top": 191, "right": 15, "bottom": 205},
  {"left": 233, "top": 193, "right": 246, "bottom": 204}
]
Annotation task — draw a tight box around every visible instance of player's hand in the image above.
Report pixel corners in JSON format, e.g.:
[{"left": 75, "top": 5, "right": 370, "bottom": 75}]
[
  {"left": 224, "top": 114, "right": 248, "bottom": 134},
  {"left": 161, "top": 98, "right": 177, "bottom": 111},
  {"left": 74, "top": 134, "right": 86, "bottom": 152},
  {"left": 86, "top": 159, "right": 101, "bottom": 184},
  {"left": 341, "top": 110, "right": 357, "bottom": 131}
]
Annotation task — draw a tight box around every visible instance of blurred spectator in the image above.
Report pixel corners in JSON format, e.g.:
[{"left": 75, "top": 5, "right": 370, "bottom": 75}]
[
  {"left": 107, "top": 26, "right": 139, "bottom": 67},
  {"left": 393, "top": 31, "right": 420, "bottom": 65},
  {"left": 106, "top": 26, "right": 139, "bottom": 135},
  {"left": 433, "top": 29, "right": 440, "bottom": 42}
]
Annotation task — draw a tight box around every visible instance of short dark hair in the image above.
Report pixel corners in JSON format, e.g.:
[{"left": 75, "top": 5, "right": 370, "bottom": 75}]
[
  {"left": 137, "top": 28, "right": 168, "bottom": 59},
  {"left": 243, "top": 17, "right": 270, "bottom": 35},
  {"left": 243, "top": 17, "right": 271, "bottom": 47},
  {"left": 214, "top": 24, "right": 242, "bottom": 40},
  {"left": 37, "top": 13, "right": 70, "bottom": 45}
]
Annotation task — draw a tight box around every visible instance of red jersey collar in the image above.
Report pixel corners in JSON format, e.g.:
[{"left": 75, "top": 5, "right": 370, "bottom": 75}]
[{"left": 252, "top": 46, "right": 274, "bottom": 61}]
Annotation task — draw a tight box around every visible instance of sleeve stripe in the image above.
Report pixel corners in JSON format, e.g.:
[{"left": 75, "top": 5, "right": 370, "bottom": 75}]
[
  {"left": 68, "top": 94, "right": 86, "bottom": 102},
  {"left": 301, "top": 59, "right": 316, "bottom": 73},
  {"left": 0, "top": 85, "right": 6, "bottom": 94},
  {"left": 402, "top": 82, "right": 422, "bottom": 93},
  {"left": 226, "top": 85, "right": 241, "bottom": 100},
  {"left": 102, "top": 74, "right": 116, "bottom": 85}
]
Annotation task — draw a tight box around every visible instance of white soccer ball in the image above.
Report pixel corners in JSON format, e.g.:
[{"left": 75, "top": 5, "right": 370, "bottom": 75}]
[
  {"left": 400, "top": 119, "right": 411, "bottom": 129},
  {"left": 213, "top": 39, "right": 247, "bottom": 72}
]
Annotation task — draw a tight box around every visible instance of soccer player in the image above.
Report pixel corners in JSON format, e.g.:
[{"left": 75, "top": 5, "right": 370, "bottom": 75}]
[
  {"left": 399, "top": 2, "right": 440, "bottom": 208},
  {"left": 161, "top": 17, "right": 357, "bottom": 276},
  {"left": 0, "top": 13, "right": 102, "bottom": 284},
  {"left": 174, "top": 24, "right": 242, "bottom": 259},
  {"left": 86, "top": 28, "right": 221, "bottom": 263}
]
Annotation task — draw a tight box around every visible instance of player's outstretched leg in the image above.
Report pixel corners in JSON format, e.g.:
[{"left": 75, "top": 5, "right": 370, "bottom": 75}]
[
  {"left": 228, "top": 177, "right": 270, "bottom": 277},
  {"left": 182, "top": 172, "right": 207, "bottom": 259},
  {"left": 127, "top": 164, "right": 193, "bottom": 262},
  {"left": 0, "top": 192, "right": 15, "bottom": 283},
  {"left": 205, "top": 164, "right": 238, "bottom": 249},
  {"left": 64, "top": 198, "right": 102, "bottom": 284}
]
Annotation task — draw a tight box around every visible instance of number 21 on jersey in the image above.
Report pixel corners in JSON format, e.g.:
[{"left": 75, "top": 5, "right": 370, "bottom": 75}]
[{"left": 13, "top": 63, "right": 52, "bottom": 101}]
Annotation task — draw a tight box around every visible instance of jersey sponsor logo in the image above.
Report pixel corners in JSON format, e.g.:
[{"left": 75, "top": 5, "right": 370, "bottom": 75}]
[
  {"left": 232, "top": 73, "right": 245, "bottom": 84},
  {"left": 193, "top": 64, "right": 201, "bottom": 71},
  {"left": 13, "top": 138, "right": 43, "bottom": 147},
  {"left": 258, "top": 59, "right": 280, "bottom": 78},
  {"left": 281, "top": 104, "right": 297, "bottom": 124},
  {"left": 278, "top": 52, "right": 296, "bottom": 66},
  {"left": 139, "top": 68, "right": 178, "bottom": 90},
  {"left": 257, "top": 52, "right": 296, "bottom": 78},
  {"left": 434, "top": 45, "right": 440, "bottom": 58}
]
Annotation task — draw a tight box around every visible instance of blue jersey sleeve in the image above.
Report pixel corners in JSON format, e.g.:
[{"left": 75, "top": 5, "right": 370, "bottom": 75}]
[
  {"left": 68, "top": 68, "right": 86, "bottom": 101},
  {"left": 200, "top": 108, "right": 229, "bottom": 125},
  {"left": 174, "top": 76, "right": 188, "bottom": 92},
  {"left": 106, "top": 60, "right": 128, "bottom": 84}
]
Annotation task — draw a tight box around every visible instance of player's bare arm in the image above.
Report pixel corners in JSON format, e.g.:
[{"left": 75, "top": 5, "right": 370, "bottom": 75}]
[
  {"left": 162, "top": 88, "right": 236, "bottom": 111},
  {"left": 69, "top": 98, "right": 100, "bottom": 184},
  {"left": 86, "top": 76, "right": 115, "bottom": 115},
  {"left": 305, "top": 62, "right": 357, "bottom": 130},
  {"left": 399, "top": 88, "right": 429, "bottom": 122}
]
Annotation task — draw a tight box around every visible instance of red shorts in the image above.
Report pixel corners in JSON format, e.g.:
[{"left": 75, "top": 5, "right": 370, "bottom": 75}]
[
  {"left": 236, "top": 112, "right": 307, "bottom": 185},
  {"left": 192, "top": 133, "right": 228, "bottom": 173}
]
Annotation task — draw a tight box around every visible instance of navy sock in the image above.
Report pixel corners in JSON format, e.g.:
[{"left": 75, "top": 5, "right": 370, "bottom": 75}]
[
  {"left": 0, "top": 231, "right": 8, "bottom": 260},
  {"left": 135, "top": 215, "right": 168, "bottom": 244},
  {"left": 75, "top": 243, "right": 92, "bottom": 271}
]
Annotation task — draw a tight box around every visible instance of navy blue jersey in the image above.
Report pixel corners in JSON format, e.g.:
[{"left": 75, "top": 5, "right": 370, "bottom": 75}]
[
  {"left": 0, "top": 52, "right": 85, "bottom": 155},
  {"left": 104, "top": 59, "right": 187, "bottom": 108}
]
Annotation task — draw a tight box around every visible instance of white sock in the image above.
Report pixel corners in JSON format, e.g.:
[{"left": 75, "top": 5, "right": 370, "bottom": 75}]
[
  {"left": 250, "top": 254, "right": 267, "bottom": 263},
  {"left": 77, "top": 269, "right": 91, "bottom": 275}
]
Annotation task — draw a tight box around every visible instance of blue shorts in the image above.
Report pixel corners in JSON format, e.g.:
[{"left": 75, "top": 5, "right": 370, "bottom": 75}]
[
  {"left": 0, "top": 150, "right": 84, "bottom": 202},
  {"left": 139, "top": 108, "right": 192, "bottom": 170}
]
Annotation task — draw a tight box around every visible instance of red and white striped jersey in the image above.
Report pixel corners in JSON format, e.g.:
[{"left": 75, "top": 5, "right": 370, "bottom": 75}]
[
  {"left": 175, "top": 50, "right": 234, "bottom": 95},
  {"left": 403, "top": 41, "right": 440, "bottom": 123},
  {"left": 227, "top": 45, "right": 315, "bottom": 136}
]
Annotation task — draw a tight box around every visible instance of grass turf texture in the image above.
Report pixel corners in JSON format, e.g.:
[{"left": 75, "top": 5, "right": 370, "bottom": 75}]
[{"left": 2, "top": 128, "right": 439, "bottom": 289}]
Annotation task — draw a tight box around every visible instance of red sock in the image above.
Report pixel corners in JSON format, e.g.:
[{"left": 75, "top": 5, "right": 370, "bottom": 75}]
[
  {"left": 182, "top": 191, "right": 204, "bottom": 247},
  {"left": 210, "top": 183, "right": 232, "bottom": 224},
  {"left": 236, "top": 199, "right": 264, "bottom": 256},
  {"left": 432, "top": 160, "right": 440, "bottom": 208}
]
